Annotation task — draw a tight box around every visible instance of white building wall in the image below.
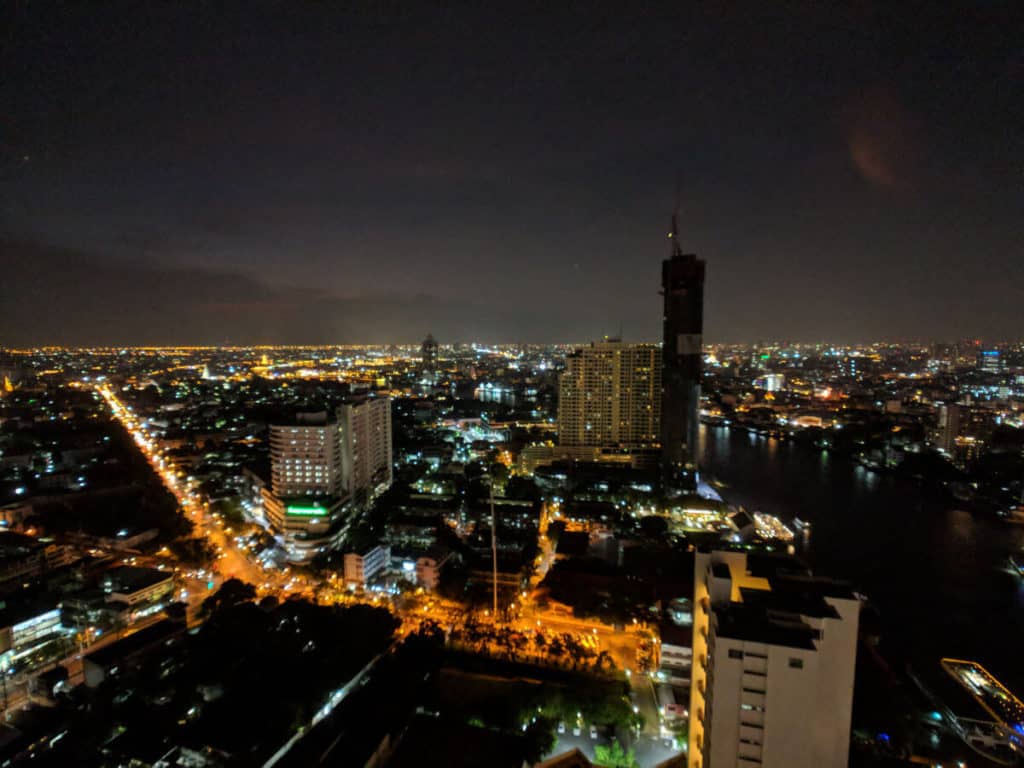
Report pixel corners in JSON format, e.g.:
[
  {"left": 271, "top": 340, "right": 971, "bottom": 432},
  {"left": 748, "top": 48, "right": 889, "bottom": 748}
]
[
  {"left": 339, "top": 398, "right": 392, "bottom": 497},
  {"left": 759, "top": 645, "right": 817, "bottom": 768},
  {"left": 813, "top": 597, "right": 860, "bottom": 767},
  {"left": 269, "top": 417, "right": 343, "bottom": 498},
  {"left": 690, "top": 550, "right": 859, "bottom": 768},
  {"left": 344, "top": 545, "right": 391, "bottom": 586}
]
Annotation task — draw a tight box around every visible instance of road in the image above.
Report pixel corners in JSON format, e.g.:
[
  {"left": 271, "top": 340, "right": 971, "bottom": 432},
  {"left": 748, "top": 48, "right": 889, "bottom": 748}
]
[
  {"left": 630, "top": 672, "right": 662, "bottom": 738},
  {"left": 97, "top": 384, "right": 300, "bottom": 596}
]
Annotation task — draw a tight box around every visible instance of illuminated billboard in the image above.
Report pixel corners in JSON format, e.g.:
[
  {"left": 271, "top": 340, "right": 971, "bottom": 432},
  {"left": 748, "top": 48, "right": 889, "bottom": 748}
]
[{"left": 286, "top": 504, "right": 328, "bottom": 517}]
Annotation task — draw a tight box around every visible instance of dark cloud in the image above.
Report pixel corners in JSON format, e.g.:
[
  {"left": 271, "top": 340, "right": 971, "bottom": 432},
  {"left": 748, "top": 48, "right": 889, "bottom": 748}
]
[
  {"left": 845, "top": 88, "right": 921, "bottom": 190},
  {"left": 1, "top": 4, "right": 1021, "bottom": 343},
  {"left": 0, "top": 240, "right": 609, "bottom": 346}
]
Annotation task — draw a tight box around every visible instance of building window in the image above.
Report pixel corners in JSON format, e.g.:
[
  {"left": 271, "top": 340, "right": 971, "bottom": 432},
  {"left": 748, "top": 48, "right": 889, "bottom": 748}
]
[
  {"left": 789, "top": 658, "right": 803, "bottom": 669},
  {"left": 728, "top": 649, "right": 743, "bottom": 659}
]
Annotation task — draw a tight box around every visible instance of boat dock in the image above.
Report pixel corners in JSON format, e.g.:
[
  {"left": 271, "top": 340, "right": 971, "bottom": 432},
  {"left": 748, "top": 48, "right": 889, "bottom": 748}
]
[{"left": 941, "top": 658, "right": 1024, "bottom": 749}]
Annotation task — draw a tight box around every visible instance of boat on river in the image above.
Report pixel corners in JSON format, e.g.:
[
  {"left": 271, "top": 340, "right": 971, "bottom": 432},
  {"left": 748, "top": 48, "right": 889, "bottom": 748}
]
[{"left": 1008, "top": 552, "right": 1024, "bottom": 577}]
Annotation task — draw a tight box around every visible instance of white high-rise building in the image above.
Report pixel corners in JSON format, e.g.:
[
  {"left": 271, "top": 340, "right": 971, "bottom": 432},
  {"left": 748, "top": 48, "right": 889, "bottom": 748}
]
[
  {"left": 689, "top": 549, "right": 860, "bottom": 768},
  {"left": 264, "top": 411, "right": 347, "bottom": 563},
  {"left": 935, "top": 403, "right": 961, "bottom": 456},
  {"left": 269, "top": 411, "right": 343, "bottom": 498},
  {"left": 262, "top": 398, "right": 392, "bottom": 564},
  {"left": 558, "top": 340, "right": 661, "bottom": 450},
  {"left": 339, "top": 396, "right": 393, "bottom": 498}
]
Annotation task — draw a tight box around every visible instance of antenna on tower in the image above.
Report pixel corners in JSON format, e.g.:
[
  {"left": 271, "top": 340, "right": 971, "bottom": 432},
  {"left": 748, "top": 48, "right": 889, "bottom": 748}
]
[{"left": 669, "top": 174, "right": 683, "bottom": 258}]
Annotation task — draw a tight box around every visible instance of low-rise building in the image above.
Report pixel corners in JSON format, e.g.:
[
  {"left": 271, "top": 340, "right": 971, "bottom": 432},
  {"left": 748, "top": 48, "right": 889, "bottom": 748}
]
[
  {"left": 0, "top": 595, "right": 69, "bottom": 672},
  {"left": 415, "top": 551, "right": 454, "bottom": 591},
  {"left": 83, "top": 619, "right": 184, "bottom": 688},
  {"left": 344, "top": 545, "right": 391, "bottom": 588},
  {"left": 101, "top": 566, "right": 175, "bottom": 621},
  {"left": 659, "top": 622, "right": 693, "bottom": 686},
  {"left": 0, "top": 532, "right": 72, "bottom": 588}
]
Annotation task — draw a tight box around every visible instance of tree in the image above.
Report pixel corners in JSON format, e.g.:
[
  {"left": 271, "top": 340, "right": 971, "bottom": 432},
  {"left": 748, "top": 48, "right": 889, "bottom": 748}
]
[
  {"left": 533, "top": 632, "right": 547, "bottom": 661},
  {"left": 547, "top": 635, "right": 565, "bottom": 663},
  {"left": 594, "top": 739, "right": 638, "bottom": 768},
  {"left": 594, "top": 650, "right": 614, "bottom": 673},
  {"left": 522, "top": 717, "right": 557, "bottom": 763},
  {"left": 638, "top": 515, "right": 668, "bottom": 539},
  {"left": 199, "top": 578, "right": 256, "bottom": 618}
]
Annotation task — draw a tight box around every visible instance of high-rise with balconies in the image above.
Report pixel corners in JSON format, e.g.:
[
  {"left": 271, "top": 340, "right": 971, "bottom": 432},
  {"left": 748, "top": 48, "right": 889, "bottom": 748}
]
[
  {"left": 689, "top": 549, "right": 859, "bottom": 768},
  {"left": 557, "top": 340, "right": 661, "bottom": 457},
  {"left": 338, "top": 395, "right": 393, "bottom": 499}
]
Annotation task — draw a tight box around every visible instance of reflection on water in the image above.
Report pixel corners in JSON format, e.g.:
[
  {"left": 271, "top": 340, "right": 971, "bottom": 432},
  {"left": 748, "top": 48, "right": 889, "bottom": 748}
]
[{"left": 699, "top": 424, "right": 1024, "bottom": 689}]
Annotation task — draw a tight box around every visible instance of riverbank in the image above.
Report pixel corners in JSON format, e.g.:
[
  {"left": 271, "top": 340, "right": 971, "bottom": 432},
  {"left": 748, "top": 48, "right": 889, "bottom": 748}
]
[{"left": 699, "top": 424, "right": 1024, "bottom": 693}]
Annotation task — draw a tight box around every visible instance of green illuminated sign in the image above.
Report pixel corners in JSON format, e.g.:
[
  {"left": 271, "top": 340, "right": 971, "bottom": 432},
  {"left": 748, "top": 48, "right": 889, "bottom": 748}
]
[{"left": 286, "top": 505, "right": 328, "bottom": 517}]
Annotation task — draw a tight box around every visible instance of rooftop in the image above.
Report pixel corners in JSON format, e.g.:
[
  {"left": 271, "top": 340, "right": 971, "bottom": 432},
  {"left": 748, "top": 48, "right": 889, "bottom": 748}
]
[
  {"left": 0, "top": 532, "right": 45, "bottom": 558},
  {"left": 103, "top": 566, "right": 174, "bottom": 594},
  {"left": 0, "top": 591, "right": 61, "bottom": 629},
  {"left": 536, "top": 748, "right": 595, "bottom": 768},
  {"left": 84, "top": 619, "right": 182, "bottom": 670},
  {"left": 271, "top": 410, "right": 334, "bottom": 427},
  {"left": 713, "top": 602, "right": 818, "bottom": 650},
  {"left": 739, "top": 583, "right": 841, "bottom": 621},
  {"left": 386, "top": 714, "right": 529, "bottom": 768}
]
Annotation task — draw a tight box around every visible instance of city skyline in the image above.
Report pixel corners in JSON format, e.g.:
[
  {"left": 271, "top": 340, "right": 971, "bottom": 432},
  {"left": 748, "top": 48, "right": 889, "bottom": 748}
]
[
  {"left": 2, "top": 4, "right": 1022, "bottom": 345},
  {"left": 2, "top": 5, "right": 1023, "bottom": 767}
]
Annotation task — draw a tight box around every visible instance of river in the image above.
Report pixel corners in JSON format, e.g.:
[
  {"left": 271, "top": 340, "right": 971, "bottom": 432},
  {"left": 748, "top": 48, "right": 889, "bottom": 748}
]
[{"left": 699, "top": 424, "right": 1024, "bottom": 691}]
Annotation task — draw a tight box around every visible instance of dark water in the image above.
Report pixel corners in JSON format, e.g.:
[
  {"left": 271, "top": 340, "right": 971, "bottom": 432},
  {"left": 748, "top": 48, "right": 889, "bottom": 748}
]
[{"left": 700, "top": 425, "right": 1024, "bottom": 691}]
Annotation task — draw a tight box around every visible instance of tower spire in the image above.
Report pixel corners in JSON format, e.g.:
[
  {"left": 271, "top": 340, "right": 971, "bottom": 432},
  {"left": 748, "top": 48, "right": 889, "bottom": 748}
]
[{"left": 669, "top": 175, "right": 683, "bottom": 257}]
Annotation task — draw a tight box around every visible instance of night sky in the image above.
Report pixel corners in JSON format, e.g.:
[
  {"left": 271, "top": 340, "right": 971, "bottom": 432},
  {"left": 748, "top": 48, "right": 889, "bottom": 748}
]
[{"left": 2, "top": 3, "right": 1021, "bottom": 345}]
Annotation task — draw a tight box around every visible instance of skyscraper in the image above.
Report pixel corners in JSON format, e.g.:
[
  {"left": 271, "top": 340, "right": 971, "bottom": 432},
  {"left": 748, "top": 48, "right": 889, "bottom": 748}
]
[
  {"left": 660, "top": 216, "right": 705, "bottom": 487},
  {"left": 557, "top": 340, "right": 661, "bottom": 452},
  {"left": 338, "top": 395, "right": 393, "bottom": 498},
  {"left": 978, "top": 349, "right": 1002, "bottom": 374},
  {"left": 264, "top": 410, "right": 348, "bottom": 563},
  {"left": 421, "top": 333, "right": 438, "bottom": 373},
  {"left": 689, "top": 549, "right": 860, "bottom": 768},
  {"left": 262, "top": 397, "right": 392, "bottom": 563},
  {"left": 935, "top": 402, "right": 961, "bottom": 456},
  {"left": 268, "top": 411, "right": 344, "bottom": 498}
]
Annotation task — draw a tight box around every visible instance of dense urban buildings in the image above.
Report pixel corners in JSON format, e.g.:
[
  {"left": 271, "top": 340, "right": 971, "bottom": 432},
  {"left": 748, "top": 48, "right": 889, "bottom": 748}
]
[
  {"left": 3, "top": 3, "right": 1021, "bottom": 766},
  {"left": 0, "top": 334, "right": 1021, "bottom": 767}
]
